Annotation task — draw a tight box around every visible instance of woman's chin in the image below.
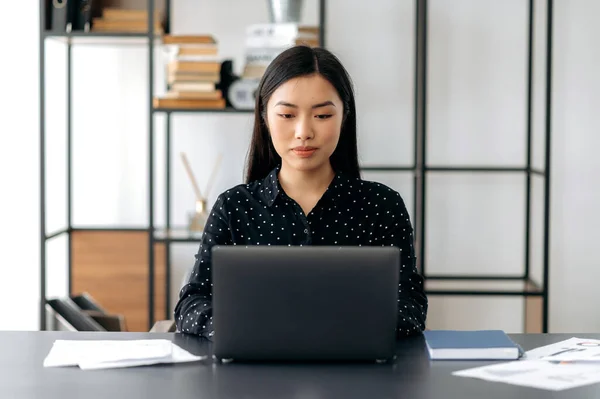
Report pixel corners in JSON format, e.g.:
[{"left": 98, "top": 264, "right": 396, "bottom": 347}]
[{"left": 284, "top": 157, "right": 328, "bottom": 172}]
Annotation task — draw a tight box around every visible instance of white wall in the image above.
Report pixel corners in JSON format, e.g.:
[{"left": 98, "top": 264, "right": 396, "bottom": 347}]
[
  {"left": 0, "top": 0, "right": 40, "bottom": 330},
  {"left": 550, "top": 0, "right": 600, "bottom": 332},
  {"left": 3, "top": 0, "right": 600, "bottom": 332}
]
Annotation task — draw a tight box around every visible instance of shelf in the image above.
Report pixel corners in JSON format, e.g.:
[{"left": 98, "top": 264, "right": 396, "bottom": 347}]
[
  {"left": 358, "top": 166, "right": 548, "bottom": 174},
  {"left": 360, "top": 166, "right": 416, "bottom": 172},
  {"left": 44, "top": 227, "right": 152, "bottom": 240},
  {"left": 45, "top": 228, "right": 69, "bottom": 240},
  {"left": 424, "top": 278, "right": 543, "bottom": 296},
  {"left": 154, "top": 228, "right": 203, "bottom": 243},
  {"left": 71, "top": 226, "right": 149, "bottom": 232},
  {"left": 425, "top": 274, "right": 525, "bottom": 280},
  {"left": 425, "top": 166, "right": 528, "bottom": 173},
  {"left": 153, "top": 107, "right": 253, "bottom": 114},
  {"left": 42, "top": 31, "right": 161, "bottom": 46},
  {"left": 531, "top": 168, "right": 547, "bottom": 177}
]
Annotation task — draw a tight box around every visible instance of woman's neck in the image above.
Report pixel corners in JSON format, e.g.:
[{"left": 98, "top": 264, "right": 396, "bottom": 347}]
[{"left": 278, "top": 162, "right": 335, "bottom": 200}]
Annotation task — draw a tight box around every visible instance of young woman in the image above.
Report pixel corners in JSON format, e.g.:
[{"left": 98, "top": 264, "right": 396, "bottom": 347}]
[{"left": 174, "top": 45, "right": 428, "bottom": 338}]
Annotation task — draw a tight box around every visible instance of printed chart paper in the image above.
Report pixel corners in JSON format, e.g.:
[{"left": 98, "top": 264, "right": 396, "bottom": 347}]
[{"left": 453, "top": 338, "right": 600, "bottom": 391}]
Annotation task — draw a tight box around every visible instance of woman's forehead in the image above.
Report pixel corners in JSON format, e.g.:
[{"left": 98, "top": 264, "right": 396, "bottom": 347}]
[{"left": 269, "top": 75, "right": 341, "bottom": 106}]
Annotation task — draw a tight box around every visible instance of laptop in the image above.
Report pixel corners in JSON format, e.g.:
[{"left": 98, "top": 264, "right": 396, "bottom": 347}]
[{"left": 211, "top": 245, "right": 400, "bottom": 363}]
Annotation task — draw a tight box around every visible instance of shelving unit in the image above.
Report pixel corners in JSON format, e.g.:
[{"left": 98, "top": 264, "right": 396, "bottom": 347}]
[
  {"left": 414, "top": 0, "right": 553, "bottom": 333},
  {"left": 39, "top": 0, "right": 326, "bottom": 331},
  {"left": 40, "top": 0, "right": 552, "bottom": 333}
]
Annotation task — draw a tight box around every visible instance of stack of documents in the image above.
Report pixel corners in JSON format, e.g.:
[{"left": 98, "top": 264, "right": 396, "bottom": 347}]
[
  {"left": 43, "top": 339, "right": 206, "bottom": 370},
  {"left": 454, "top": 337, "right": 600, "bottom": 391}
]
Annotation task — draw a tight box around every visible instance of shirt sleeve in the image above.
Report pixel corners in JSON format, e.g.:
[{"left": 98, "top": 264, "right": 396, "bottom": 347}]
[
  {"left": 174, "top": 194, "right": 232, "bottom": 337},
  {"left": 378, "top": 191, "right": 428, "bottom": 337}
]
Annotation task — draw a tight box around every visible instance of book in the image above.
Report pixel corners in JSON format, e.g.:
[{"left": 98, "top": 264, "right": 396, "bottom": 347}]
[
  {"left": 91, "top": 7, "right": 164, "bottom": 33},
  {"left": 423, "top": 330, "right": 523, "bottom": 360},
  {"left": 162, "top": 35, "right": 217, "bottom": 45},
  {"left": 167, "top": 60, "right": 221, "bottom": 74},
  {"left": 102, "top": 8, "right": 162, "bottom": 21},
  {"left": 153, "top": 97, "right": 226, "bottom": 109}
]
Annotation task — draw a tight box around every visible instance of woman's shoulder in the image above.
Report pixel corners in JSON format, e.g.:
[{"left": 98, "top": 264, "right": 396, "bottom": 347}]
[
  {"left": 357, "top": 178, "right": 407, "bottom": 203},
  {"left": 356, "top": 178, "right": 413, "bottom": 226},
  {"left": 212, "top": 179, "right": 266, "bottom": 205}
]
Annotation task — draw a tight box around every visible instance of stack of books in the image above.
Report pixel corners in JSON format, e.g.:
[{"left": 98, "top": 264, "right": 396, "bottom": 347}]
[
  {"left": 91, "top": 8, "right": 163, "bottom": 33},
  {"left": 241, "top": 23, "right": 320, "bottom": 80},
  {"left": 154, "top": 35, "right": 226, "bottom": 110}
]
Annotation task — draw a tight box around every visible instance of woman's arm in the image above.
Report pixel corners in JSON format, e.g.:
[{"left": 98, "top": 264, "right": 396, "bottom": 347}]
[
  {"left": 378, "top": 192, "right": 428, "bottom": 337},
  {"left": 174, "top": 195, "right": 232, "bottom": 337}
]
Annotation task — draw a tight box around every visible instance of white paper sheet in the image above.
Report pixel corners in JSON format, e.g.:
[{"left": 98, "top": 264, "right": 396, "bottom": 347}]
[
  {"left": 453, "top": 359, "right": 600, "bottom": 391},
  {"left": 43, "top": 339, "right": 207, "bottom": 370},
  {"left": 532, "top": 337, "right": 600, "bottom": 362},
  {"left": 453, "top": 338, "right": 600, "bottom": 391}
]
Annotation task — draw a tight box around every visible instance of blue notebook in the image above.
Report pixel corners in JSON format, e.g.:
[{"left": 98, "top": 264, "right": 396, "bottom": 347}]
[{"left": 423, "top": 330, "right": 523, "bottom": 360}]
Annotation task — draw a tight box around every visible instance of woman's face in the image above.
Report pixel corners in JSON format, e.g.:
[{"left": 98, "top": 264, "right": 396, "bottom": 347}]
[{"left": 265, "top": 73, "right": 344, "bottom": 174}]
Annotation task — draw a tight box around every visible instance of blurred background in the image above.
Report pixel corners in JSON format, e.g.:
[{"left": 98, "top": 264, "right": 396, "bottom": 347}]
[{"left": 1, "top": 0, "right": 599, "bottom": 334}]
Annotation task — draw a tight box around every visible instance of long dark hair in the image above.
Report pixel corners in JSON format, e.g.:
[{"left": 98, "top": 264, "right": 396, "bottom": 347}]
[{"left": 244, "top": 45, "right": 360, "bottom": 183}]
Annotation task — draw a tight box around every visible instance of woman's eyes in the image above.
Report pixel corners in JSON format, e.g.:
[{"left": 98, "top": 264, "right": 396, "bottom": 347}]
[{"left": 277, "top": 114, "right": 332, "bottom": 119}]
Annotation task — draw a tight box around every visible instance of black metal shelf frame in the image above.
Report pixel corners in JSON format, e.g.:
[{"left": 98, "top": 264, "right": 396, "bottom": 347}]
[
  {"left": 39, "top": 0, "right": 552, "bottom": 333},
  {"left": 413, "top": 0, "right": 553, "bottom": 333},
  {"left": 39, "top": 0, "right": 177, "bottom": 331}
]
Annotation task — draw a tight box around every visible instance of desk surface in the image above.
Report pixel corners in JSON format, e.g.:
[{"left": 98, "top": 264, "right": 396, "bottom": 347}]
[{"left": 2, "top": 331, "right": 599, "bottom": 398}]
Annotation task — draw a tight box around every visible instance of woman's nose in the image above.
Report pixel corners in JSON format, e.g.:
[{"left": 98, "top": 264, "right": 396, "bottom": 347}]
[{"left": 295, "top": 116, "right": 314, "bottom": 141}]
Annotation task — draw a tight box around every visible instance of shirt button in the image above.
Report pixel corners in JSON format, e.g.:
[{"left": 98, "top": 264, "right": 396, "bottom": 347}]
[{"left": 304, "top": 229, "right": 308, "bottom": 233}]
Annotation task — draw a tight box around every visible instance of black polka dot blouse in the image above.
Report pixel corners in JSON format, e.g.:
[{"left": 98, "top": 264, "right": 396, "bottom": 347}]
[{"left": 174, "top": 165, "right": 428, "bottom": 339}]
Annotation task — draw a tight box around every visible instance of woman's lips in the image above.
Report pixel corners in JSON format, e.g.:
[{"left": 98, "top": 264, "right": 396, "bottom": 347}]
[{"left": 292, "top": 147, "right": 317, "bottom": 157}]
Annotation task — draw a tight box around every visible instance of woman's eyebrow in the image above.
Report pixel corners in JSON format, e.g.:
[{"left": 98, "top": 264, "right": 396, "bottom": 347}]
[
  {"left": 312, "top": 101, "right": 335, "bottom": 109},
  {"left": 274, "top": 100, "right": 335, "bottom": 108}
]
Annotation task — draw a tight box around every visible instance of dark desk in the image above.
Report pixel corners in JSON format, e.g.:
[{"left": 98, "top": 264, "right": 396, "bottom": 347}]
[{"left": 2, "top": 331, "right": 599, "bottom": 398}]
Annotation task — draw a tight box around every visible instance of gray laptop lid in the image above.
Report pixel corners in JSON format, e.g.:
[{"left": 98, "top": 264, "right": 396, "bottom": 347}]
[{"left": 211, "top": 246, "right": 400, "bottom": 362}]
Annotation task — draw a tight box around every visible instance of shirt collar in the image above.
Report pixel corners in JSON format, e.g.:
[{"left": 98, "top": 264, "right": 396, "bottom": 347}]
[
  {"left": 261, "top": 164, "right": 352, "bottom": 208},
  {"left": 262, "top": 165, "right": 282, "bottom": 207}
]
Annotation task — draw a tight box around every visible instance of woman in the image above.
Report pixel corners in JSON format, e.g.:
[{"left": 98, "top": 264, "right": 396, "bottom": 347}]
[{"left": 174, "top": 45, "right": 428, "bottom": 338}]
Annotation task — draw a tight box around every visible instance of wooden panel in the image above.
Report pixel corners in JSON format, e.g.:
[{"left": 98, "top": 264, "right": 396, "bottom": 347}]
[
  {"left": 71, "top": 231, "right": 166, "bottom": 332},
  {"left": 154, "top": 241, "right": 167, "bottom": 325},
  {"left": 525, "top": 296, "right": 543, "bottom": 333},
  {"left": 95, "top": 0, "right": 166, "bottom": 13}
]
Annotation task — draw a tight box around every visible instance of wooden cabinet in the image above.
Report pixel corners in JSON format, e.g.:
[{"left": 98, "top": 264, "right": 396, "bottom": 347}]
[{"left": 71, "top": 230, "right": 166, "bottom": 332}]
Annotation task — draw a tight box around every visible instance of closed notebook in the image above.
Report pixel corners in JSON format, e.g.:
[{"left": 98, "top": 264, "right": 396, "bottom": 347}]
[{"left": 423, "top": 330, "right": 523, "bottom": 360}]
